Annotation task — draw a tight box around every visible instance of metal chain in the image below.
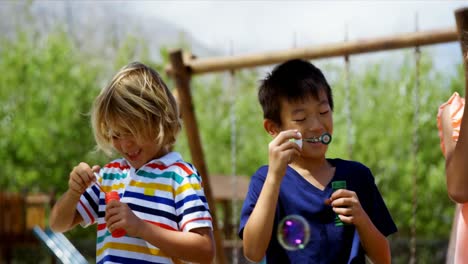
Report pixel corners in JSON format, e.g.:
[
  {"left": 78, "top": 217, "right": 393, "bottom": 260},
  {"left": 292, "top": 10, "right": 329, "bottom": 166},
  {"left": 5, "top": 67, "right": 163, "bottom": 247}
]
[
  {"left": 344, "top": 55, "right": 353, "bottom": 159},
  {"left": 229, "top": 67, "right": 239, "bottom": 264},
  {"left": 410, "top": 13, "right": 420, "bottom": 264},
  {"left": 344, "top": 24, "right": 353, "bottom": 159}
]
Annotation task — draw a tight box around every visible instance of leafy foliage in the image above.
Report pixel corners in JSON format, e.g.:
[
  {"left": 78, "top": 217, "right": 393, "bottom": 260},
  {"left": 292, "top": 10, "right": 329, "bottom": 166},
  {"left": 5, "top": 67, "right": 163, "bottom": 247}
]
[
  {"left": 0, "top": 29, "right": 103, "bottom": 192},
  {"left": 173, "top": 51, "right": 460, "bottom": 244}
]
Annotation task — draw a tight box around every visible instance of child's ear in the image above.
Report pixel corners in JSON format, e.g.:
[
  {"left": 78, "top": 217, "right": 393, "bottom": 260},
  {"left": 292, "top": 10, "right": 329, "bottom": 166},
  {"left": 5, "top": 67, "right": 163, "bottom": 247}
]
[{"left": 264, "top": 119, "right": 280, "bottom": 137}]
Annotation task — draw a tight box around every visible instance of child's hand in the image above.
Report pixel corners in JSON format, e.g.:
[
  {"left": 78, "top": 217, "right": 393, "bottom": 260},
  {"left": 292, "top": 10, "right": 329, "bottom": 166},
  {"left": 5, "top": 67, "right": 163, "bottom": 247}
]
[
  {"left": 105, "top": 200, "right": 142, "bottom": 237},
  {"left": 326, "top": 189, "right": 367, "bottom": 227},
  {"left": 68, "top": 162, "right": 101, "bottom": 197},
  {"left": 267, "top": 130, "right": 302, "bottom": 182}
]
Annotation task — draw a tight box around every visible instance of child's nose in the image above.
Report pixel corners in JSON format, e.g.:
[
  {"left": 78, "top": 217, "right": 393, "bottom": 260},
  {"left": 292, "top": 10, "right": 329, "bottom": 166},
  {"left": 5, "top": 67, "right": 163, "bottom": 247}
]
[
  {"left": 307, "top": 116, "right": 324, "bottom": 131},
  {"left": 120, "top": 138, "right": 134, "bottom": 149}
]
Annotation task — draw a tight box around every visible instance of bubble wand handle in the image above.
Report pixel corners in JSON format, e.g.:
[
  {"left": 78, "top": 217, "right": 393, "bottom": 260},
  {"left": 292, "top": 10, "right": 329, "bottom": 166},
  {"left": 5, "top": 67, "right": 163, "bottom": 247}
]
[
  {"left": 94, "top": 172, "right": 126, "bottom": 237},
  {"left": 105, "top": 191, "right": 126, "bottom": 237},
  {"left": 332, "top": 180, "right": 347, "bottom": 227}
]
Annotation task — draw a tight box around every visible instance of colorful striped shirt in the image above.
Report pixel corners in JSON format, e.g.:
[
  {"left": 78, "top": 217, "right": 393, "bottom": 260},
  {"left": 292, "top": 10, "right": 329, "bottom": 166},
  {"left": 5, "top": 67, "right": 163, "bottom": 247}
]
[{"left": 76, "top": 152, "right": 213, "bottom": 264}]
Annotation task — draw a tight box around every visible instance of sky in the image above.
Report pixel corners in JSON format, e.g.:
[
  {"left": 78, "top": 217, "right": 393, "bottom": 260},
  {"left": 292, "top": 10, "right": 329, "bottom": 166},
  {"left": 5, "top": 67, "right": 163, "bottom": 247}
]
[{"left": 127, "top": 1, "right": 468, "bottom": 73}]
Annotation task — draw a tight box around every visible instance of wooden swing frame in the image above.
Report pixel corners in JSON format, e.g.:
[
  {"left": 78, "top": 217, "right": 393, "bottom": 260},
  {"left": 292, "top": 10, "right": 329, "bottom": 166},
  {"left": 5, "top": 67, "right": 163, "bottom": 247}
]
[{"left": 168, "top": 17, "right": 464, "bottom": 264}]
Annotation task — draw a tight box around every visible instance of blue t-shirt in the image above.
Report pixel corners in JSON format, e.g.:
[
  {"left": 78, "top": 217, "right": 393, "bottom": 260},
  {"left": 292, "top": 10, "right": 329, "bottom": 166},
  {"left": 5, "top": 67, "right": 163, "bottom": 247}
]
[{"left": 238, "top": 158, "right": 397, "bottom": 264}]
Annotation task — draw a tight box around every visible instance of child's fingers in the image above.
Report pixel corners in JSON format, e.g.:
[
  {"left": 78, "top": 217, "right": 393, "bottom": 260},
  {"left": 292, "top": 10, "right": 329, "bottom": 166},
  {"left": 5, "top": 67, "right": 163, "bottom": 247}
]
[
  {"left": 69, "top": 172, "right": 89, "bottom": 192},
  {"left": 106, "top": 214, "right": 122, "bottom": 232},
  {"left": 269, "top": 139, "right": 301, "bottom": 165},
  {"left": 331, "top": 197, "right": 354, "bottom": 207},
  {"left": 92, "top": 165, "right": 101, "bottom": 172},
  {"left": 276, "top": 130, "right": 302, "bottom": 144},
  {"left": 91, "top": 165, "right": 101, "bottom": 182},
  {"left": 329, "top": 189, "right": 353, "bottom": 200},
  {"left": 68, "top": 178, "right": 84, "bottom": 195},
  {"left": 337, "top": 214, "right": 354, "bottom": 225},
  {"left": 105, "top": 203, "right": 121, "bottom": 220},
  {"left": 72, "top": 162, "right": 95, "bottom": 186},
  {"left": 288, "top": 148, "right": 302, "bottom": 163},
  {"left": 332, "top": 206, "right": 352, "bottom": 216}
]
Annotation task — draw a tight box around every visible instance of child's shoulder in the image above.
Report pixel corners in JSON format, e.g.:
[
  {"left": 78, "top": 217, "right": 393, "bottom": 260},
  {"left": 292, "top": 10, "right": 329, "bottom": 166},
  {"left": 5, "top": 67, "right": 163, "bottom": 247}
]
[
  {"left": 144, "top": 152, "right": 199, "bottom": 178},
  {"left": 328, "top": 158, "right": 370, "bottom": 172},
  {"left": 328, "top": 158, "right": 375, "bottom": 184},
  {"left": 253, "top": 165, "right": 269, "bottom": 177}
]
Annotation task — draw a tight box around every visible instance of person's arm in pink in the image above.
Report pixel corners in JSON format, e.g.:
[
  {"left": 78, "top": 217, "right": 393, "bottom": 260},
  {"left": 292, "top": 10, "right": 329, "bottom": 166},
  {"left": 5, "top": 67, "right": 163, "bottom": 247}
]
[
  {"left": 449, "top": 7, "right": 468, "bottom": 203},
  {"left": 444, "top": 101, "right": 468, "bottom": 203}
]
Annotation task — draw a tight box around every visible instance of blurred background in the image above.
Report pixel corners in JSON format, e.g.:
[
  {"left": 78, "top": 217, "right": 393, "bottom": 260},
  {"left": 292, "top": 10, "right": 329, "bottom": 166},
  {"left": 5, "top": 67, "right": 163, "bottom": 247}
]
[{"left": 0, "top": 0, "right": 467, "bottom": 263}]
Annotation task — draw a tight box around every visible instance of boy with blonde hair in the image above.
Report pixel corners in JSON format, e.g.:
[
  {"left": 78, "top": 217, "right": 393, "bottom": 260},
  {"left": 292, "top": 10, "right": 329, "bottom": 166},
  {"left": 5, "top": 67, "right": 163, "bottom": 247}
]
[{"left": 50, "top": 62, "right": 215, "bottom": 264}]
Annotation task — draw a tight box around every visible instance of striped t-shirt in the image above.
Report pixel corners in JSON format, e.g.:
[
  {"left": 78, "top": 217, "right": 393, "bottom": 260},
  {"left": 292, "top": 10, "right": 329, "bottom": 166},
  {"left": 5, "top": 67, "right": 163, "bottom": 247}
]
[{"left": 76, "top": 152, "right": 213, "bottom": 264}]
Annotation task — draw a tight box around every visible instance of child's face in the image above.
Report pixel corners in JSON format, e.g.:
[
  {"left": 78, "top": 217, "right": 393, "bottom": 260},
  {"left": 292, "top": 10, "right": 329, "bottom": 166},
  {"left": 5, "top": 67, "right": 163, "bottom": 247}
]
[
  {"left": 111, "top": 132, "right": 163, "bottom": 169},
  {"left": 278, "top": 89, "right": 333, "bottom": 159}
]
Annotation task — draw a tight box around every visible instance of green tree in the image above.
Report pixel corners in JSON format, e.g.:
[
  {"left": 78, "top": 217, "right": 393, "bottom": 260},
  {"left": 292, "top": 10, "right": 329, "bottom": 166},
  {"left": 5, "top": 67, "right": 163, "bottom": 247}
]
[{"left": 0, "top": 30, "right": 105, "bottom": 193}]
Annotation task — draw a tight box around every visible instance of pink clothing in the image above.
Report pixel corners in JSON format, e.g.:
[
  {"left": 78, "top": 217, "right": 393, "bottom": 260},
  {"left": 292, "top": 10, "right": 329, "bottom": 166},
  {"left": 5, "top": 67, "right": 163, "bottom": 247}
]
[
  {"left": 457, "top": 205, "right": 468, "bottom": 263},
  {"left": 437, "top": 92, "right": 468, "bottom": 264},
  {"left": 437, "top": 92, "right": 465, "bottom": 155}
]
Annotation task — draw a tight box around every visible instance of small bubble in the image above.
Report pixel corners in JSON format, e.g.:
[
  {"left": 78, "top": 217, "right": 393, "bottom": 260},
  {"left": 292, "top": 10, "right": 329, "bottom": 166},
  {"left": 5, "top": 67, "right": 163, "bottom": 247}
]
[{"left": 277, "top": 214, "right": 310, "bottom": 251}]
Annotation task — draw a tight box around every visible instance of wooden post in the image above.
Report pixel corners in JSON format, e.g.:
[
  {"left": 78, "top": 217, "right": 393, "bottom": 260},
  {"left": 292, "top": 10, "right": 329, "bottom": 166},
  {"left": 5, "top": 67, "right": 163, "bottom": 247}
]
[
  {"left": 455, "top": 7, "right": 468, "bottom": 93},
  {"left": 169, "top": 50, "right": 227, "bottom": 264}
]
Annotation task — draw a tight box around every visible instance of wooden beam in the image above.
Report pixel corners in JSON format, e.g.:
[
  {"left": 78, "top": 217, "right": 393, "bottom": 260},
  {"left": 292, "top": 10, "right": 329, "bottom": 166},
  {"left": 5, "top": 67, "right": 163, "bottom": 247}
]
[
  {"left": 455, "top": 7, "right": 468, "bottom": 93},
  {"left": 167, "top": 27, "right": 457, "bottom": 75},
  {"left": 169, "top": 50, "right": 227, "bottom": 264}
]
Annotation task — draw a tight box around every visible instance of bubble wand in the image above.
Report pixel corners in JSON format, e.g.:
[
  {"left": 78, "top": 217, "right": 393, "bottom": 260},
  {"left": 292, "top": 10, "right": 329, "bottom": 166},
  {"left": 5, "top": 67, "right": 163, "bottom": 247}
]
[
  {"left": 303, "top": 132, "right": 332, "bottom": 145},
  {"left": 93, "top": 172, "right": 106, "bottom": 193},
  {"left": 292, "top": 132, "right": 333, "bottom": 148}
]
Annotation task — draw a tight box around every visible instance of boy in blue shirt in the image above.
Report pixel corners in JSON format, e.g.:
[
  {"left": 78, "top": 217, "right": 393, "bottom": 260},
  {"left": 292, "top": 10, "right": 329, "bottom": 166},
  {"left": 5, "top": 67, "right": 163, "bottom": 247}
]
[{"left": 239, "top": 59, "right": 397, "bottom": 263}]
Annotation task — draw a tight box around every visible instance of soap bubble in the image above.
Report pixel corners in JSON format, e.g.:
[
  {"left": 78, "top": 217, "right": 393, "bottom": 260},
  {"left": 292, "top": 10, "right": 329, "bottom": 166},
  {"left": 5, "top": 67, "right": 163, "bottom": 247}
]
[{"left": 277, "top": 214, "right": 310, "bottom": 251}]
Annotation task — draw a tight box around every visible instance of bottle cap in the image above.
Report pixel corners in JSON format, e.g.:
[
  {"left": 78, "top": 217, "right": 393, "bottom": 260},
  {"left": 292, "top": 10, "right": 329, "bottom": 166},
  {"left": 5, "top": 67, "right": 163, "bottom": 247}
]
[
  {"left": 332, "top": 181, "right": 347, "bottom": 190},
  {"left": 105, "top": 191, "right": 120, "bottom": 204}
]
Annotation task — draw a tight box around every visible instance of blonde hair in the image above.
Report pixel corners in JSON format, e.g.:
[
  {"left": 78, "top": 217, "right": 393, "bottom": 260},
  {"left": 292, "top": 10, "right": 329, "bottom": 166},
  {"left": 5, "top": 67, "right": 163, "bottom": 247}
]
[{"left": 91, "top": 62, "right": 181, "bottom": 156}]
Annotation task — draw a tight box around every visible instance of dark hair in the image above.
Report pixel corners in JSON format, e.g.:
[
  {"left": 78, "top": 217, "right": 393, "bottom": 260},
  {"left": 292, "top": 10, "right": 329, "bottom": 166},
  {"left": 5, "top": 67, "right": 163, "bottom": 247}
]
[{"left": 258, "top": 59, "right": 333, "bottom": 125}]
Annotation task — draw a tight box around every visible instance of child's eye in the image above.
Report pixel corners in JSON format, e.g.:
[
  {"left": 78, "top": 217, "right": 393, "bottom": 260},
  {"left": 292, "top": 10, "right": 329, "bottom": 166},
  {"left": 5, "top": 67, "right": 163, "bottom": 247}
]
[
  {"left": 109, "top": 131, "right": 131, "bottom": 140},
  {"left": 293, "top": 118, "right": 306, "bottom": 122},
  {"left": 320, "top": 111, "right": 330, "bottom": 115}
]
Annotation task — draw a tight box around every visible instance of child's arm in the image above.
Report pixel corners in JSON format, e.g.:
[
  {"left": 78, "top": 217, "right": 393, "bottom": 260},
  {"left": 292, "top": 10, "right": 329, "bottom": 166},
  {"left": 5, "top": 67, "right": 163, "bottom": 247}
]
[
  {"left": 449, "top": 6, "right": 468, "bottom": 204},
  {"left": 242, "top": 129, "right": 301, "bottom": 262},
  {"left": 105, "top": 199, "right": 215, "bottom": 263},
  {"left": 328, "top": 189, "right": 391, "bottom": 264},
  {"left": 139, "top": 224, "right": 214, "bottom": 263},
  {"left": 445, "top": 103, "right": 468, "bottom": 203},
  {"left": 49, "top": 162, "right": 99, "bottom": 232}
]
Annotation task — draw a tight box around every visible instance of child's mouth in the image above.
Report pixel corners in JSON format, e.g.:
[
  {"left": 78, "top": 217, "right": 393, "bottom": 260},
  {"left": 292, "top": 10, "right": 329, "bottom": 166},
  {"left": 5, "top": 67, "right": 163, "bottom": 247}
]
[
  {"left": 302, "top": 132, "right": 332, "bottom": 145},
  {"left": 127, "top": 150, "right": 141, "bottom": 160}
]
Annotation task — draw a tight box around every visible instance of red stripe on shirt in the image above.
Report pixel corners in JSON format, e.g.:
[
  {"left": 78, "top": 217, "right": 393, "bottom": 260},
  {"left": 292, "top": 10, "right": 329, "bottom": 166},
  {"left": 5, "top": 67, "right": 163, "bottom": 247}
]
[
  {"left": 97, "top": 223, "right": 107, "bottom": 231},
  {"left": 105, "top": 162, "right": 130, "bottom": 170},
  {"left": 79, "top": 200, "right": 95, "bottom": 224},
  {"left": 173, "top": 162, "right": 194, "bottom": 175},
  {"left": 180, "top": 217, "right": 212, "bottom": 231},
  {"left": 144, "top": 220, "right": 178, "bottom": 231},
  {"left": 146, "top": 162, "right": 195, "bottom": 176}
]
